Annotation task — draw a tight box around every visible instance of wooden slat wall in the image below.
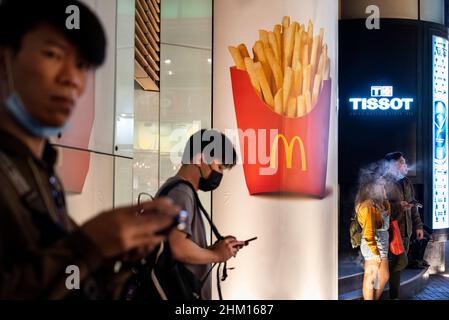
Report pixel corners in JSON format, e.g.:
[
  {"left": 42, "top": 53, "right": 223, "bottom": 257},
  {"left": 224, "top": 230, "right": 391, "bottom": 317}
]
[{"left": 135, "top": 0, "right": 160, "bottom": 91}]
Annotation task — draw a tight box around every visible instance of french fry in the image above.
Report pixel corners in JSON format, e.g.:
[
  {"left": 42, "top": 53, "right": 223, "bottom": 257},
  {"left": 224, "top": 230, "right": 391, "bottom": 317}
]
[
  {"left": 322, "top": 44, "right": 328, "bottom": 63},
  {"left": 238, "top": 43, "right": 250, "bottom": 59},
  {"left": 292, "top": 63, "right": 303, "bottom": 96},
  {"left": 310, "top": 36, "right": 320, "bottom": 75},
  {"left": 317, "top": 51, "right": 326, "bottom": 77},
  {"left": 323, "top": 57, "right": 330, "bottom": 81},
  {"left": 307, "top": 38, "right": 313, "bottom": 62},
  {"left": 244, "top": 57, "right": 262, "bottom": 98},
  {"left": 282, "top": 16, "right": 290, "bottom": 33},
  {"left": 259, "top": 30, "right": 270, "bottom": 48},
  {"left": 283, "top": 67, "right": 293, "bottom": 114},
  {"left": 319, "top": 28, "right": 325, "bottom": 48},
  {"left": 254, "top": 61, "right": 274, "bottom": 108},
  {"left": 302, "top": 44, "right": 309, "bottom": 67},
  {"left": 312, "top": 74, "right": 322, "bottom": 106},
  {"left": 307, "top": 20, "right": 313, "bottom": 40},
  {"left": 265, "top": 47, "right": 283, "bottom": 91},
  {"left": 305, "top": 90, "right": 312, "bottom": 113},
  {"left": 268, "top": 32, "right": 281, "bottom": 65},
  {"left": 228, "top": 46, "right": 246, "bottom": 71},
  {"left": 292, "top": 28, "right": 303, "bottom": 70},
  {"left": 273, "top": 24, "right": 282, "bottom": 65},
  {"left": 307, "top": 20, "right": 313, "bottom": 58},
  {"left": 322, "top": 45, "right": 328, "bottom": 71},
  {"left": 274, "top": 24, "right": 282, "bottom": 35},
  {"left": 297, "top": 95, "right": 306, "bottom": 117},
  {"left": 282, "top": 17, "right": 292, "bottom": 70},
  {"left": 317, "top": 28, "right": 325, "bottom": 65},
  {"left": 323, "top": 44, "right": 327, "bottom": 57},
  {"left": 253, "top": 41, "right": 272, "bottom": 85},
  {"left": 292, "top": 22, "right": 299, "bottom": 35},
  {"left": 287, "top": 97, "right": 296, "bottom": 117},
  {"left": 274, "top": 88, "right": 283, "bottom": 115},
  {"left": 283, "top": 24, "right": 295, "bottom": 71},
  {"left": 302, "top": 64, "right": 311, "bottom": 95}
]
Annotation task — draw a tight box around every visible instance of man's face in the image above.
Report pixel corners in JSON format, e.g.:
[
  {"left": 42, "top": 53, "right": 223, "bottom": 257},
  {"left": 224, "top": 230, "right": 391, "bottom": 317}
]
[
  {"left": 394, "top": 156, "right": 408, "bottom": 177},
  {"left": 5, "top": 24, "right": 91, "bottom": 127}
]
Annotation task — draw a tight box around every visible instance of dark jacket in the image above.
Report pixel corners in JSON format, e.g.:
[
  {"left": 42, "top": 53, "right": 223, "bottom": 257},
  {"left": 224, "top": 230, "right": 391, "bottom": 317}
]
[
  {"left": 384, "top": 174, "right": 423, "bottom": 239},
  {"left": 0, "top": 130, "right": 125, "bottom": 299}
]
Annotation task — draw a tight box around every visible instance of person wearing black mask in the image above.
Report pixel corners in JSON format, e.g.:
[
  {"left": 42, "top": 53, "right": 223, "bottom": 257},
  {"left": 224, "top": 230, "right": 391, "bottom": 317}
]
[{"left": 156, "top": 129, "right": 244, "bottom": 300}]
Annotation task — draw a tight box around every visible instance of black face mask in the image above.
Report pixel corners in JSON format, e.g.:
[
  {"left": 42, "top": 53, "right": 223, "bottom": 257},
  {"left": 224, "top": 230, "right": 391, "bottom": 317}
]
[{"left": 198, "top": 165, "right": 223, "bottom": 191}]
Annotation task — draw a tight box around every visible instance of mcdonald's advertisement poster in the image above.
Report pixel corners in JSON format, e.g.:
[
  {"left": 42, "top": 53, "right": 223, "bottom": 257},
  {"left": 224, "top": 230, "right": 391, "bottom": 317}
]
[
  {"left": 213, "top": 0, "right": 338, "bottom": 299},
  {"left": 215, "top": 3, "right": 334, "bottom": 199}
]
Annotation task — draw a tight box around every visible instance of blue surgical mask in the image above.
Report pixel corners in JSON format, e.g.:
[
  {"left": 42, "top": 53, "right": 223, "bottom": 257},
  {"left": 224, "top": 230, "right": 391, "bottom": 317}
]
[{"left": 4, "top": 92, "right": 67, "bottom": 138}]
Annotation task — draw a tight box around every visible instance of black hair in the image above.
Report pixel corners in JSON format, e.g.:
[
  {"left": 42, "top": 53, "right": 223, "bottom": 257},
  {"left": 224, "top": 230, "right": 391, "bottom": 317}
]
[
  {"left": 384, "top": 151, "right": 404, "bottom": 162},
  {"left": 355, "top": 160, "right": 388, "bottom": 210},
  {"left": 181, "top": 129, "right": 237, "bottom": 169},
  {"left": 0, "top": 0, "right": 106, "bottom": 67}
]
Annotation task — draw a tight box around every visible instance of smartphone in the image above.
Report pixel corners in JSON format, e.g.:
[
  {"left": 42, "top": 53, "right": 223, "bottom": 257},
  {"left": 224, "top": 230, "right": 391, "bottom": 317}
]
[
  {"left": 409, "top": 200, "right": 423, "bottom": 209},
  {"left": 244, "top": 237, "right": 258, "bottom": 245}
]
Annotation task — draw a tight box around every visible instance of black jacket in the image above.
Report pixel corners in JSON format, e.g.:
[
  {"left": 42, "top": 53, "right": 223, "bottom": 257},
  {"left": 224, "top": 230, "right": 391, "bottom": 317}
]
[{"left": 0, "top": 130, "right": 127, "bottom": 299}]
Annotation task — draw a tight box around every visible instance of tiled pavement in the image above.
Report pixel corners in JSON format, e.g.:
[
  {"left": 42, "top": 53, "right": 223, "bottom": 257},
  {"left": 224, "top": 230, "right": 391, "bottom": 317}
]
[
  {"left": 412, "top": 274, "right": 449, "bottom": 300},
  {"left": 412, "top": 242, "right": 449, "bottom": 300}
]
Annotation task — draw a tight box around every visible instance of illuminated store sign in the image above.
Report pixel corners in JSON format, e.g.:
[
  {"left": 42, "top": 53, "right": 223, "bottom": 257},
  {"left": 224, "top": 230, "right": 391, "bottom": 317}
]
[
  {"left": 432, "top": 35, "right": 449, "bottom": 230},
  {"left": 349, "top": 86, "right": 413, "bottom": 111}
]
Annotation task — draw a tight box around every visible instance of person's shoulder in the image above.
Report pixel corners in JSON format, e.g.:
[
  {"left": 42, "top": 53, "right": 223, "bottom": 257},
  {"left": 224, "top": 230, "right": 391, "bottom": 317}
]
[
  {"left": 160, "top": 176, "right": 196, "bottom": 200},
  {"left": 356, "top": 200, "right": 376, "bottom": 214}
]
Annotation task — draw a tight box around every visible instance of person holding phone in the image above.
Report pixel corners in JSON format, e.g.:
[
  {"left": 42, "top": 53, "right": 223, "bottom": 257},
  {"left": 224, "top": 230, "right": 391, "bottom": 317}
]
[
  {"left": 156, "top": 129, "right": 246, "bottom": 300},
  {"left": 383, "top": 152, "right": 424, "bottom": 299},
  {"left": 0, "top": 0, "right": 179, "bottom": 299}
]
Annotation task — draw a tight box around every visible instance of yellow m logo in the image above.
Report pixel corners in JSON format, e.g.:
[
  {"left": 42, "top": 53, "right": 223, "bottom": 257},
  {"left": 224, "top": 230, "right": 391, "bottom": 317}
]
[{"left": 269, "top": 134, "right": 307, "bottom": 171}]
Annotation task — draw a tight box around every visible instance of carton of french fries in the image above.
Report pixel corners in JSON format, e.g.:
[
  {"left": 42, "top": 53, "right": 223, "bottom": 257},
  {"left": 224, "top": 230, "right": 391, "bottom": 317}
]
[{"left": 228, "top": 17, "right": 331, "bottom": 197}]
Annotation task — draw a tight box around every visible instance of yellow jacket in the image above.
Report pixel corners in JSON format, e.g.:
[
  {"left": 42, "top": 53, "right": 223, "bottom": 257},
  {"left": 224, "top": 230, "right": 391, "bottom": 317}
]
[{"left": 356, "top": 200, "right": 391, "bottom": 256}]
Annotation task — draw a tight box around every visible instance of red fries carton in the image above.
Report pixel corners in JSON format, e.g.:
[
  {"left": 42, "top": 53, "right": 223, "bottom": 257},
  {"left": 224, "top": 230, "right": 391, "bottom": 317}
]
[{"left": 230, "top": 67, "right": 332, "bottom": 198}]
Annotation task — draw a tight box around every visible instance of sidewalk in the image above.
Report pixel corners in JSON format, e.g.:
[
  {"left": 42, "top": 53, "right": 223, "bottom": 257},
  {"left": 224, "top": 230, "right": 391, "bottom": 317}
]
[{"left": 412, "top": 242, "right": 449, "bottom": 300}]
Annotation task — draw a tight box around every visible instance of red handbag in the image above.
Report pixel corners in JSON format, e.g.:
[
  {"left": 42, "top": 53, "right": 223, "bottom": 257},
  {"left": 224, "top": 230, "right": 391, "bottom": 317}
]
[{"left": 389, "top": 220, "right": 405, "bottom": 255}]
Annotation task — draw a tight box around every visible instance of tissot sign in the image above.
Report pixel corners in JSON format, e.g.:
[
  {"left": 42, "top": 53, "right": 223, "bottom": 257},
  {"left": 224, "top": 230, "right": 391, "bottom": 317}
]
[{"left": 349, "top": 86, "right": 414, "bottom": 111}]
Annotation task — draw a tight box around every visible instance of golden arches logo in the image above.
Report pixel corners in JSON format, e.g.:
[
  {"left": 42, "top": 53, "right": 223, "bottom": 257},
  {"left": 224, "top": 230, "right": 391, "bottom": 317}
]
[{"left": 269, "top": 134, "right": 307, "bottom": 171}]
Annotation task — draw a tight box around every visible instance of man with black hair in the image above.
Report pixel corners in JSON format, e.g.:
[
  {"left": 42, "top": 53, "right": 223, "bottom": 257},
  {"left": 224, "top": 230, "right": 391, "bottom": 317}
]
[
  {"left": 0, "top": 0, "right": 179, "bottom": 299},
  {"left": 383, "top": 151, "right": 424, "bottom": 299},
  {"left": 156, "top": 129, "right": 245, "bottom": 300}
]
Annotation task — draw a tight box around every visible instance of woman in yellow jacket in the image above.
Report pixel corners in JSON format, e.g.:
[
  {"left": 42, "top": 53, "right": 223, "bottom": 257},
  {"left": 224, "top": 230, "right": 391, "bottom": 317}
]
[{"left": 356, "top": 180, "right": 391, "bottom": 300}]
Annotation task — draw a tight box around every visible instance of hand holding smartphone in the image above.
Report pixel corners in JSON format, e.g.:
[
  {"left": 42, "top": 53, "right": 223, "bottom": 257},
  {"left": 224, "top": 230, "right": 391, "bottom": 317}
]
[{"left": 234, "top": 236, "right": 258, "bottom": 249}]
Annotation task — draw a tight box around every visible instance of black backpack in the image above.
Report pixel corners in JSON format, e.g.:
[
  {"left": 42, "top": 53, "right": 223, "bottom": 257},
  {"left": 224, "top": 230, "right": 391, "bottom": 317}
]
[{"left": 121, "top": 179, "right": 225, "bottom": 300}]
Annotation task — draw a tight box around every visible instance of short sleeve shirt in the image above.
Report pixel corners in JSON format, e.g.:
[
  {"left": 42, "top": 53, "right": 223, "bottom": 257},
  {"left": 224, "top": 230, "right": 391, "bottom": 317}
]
[{"left": 156, "top": 176, "right": 211, "bottom": 299}]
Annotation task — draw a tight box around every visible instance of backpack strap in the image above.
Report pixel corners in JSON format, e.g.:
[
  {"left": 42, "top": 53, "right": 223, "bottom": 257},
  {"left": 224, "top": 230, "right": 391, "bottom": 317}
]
[
  {"left": 157, "top": 178, "right": 227, "bottom": 300},
  {"left": 157, "top": 179, "right": 223, "bottom": 240}
]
